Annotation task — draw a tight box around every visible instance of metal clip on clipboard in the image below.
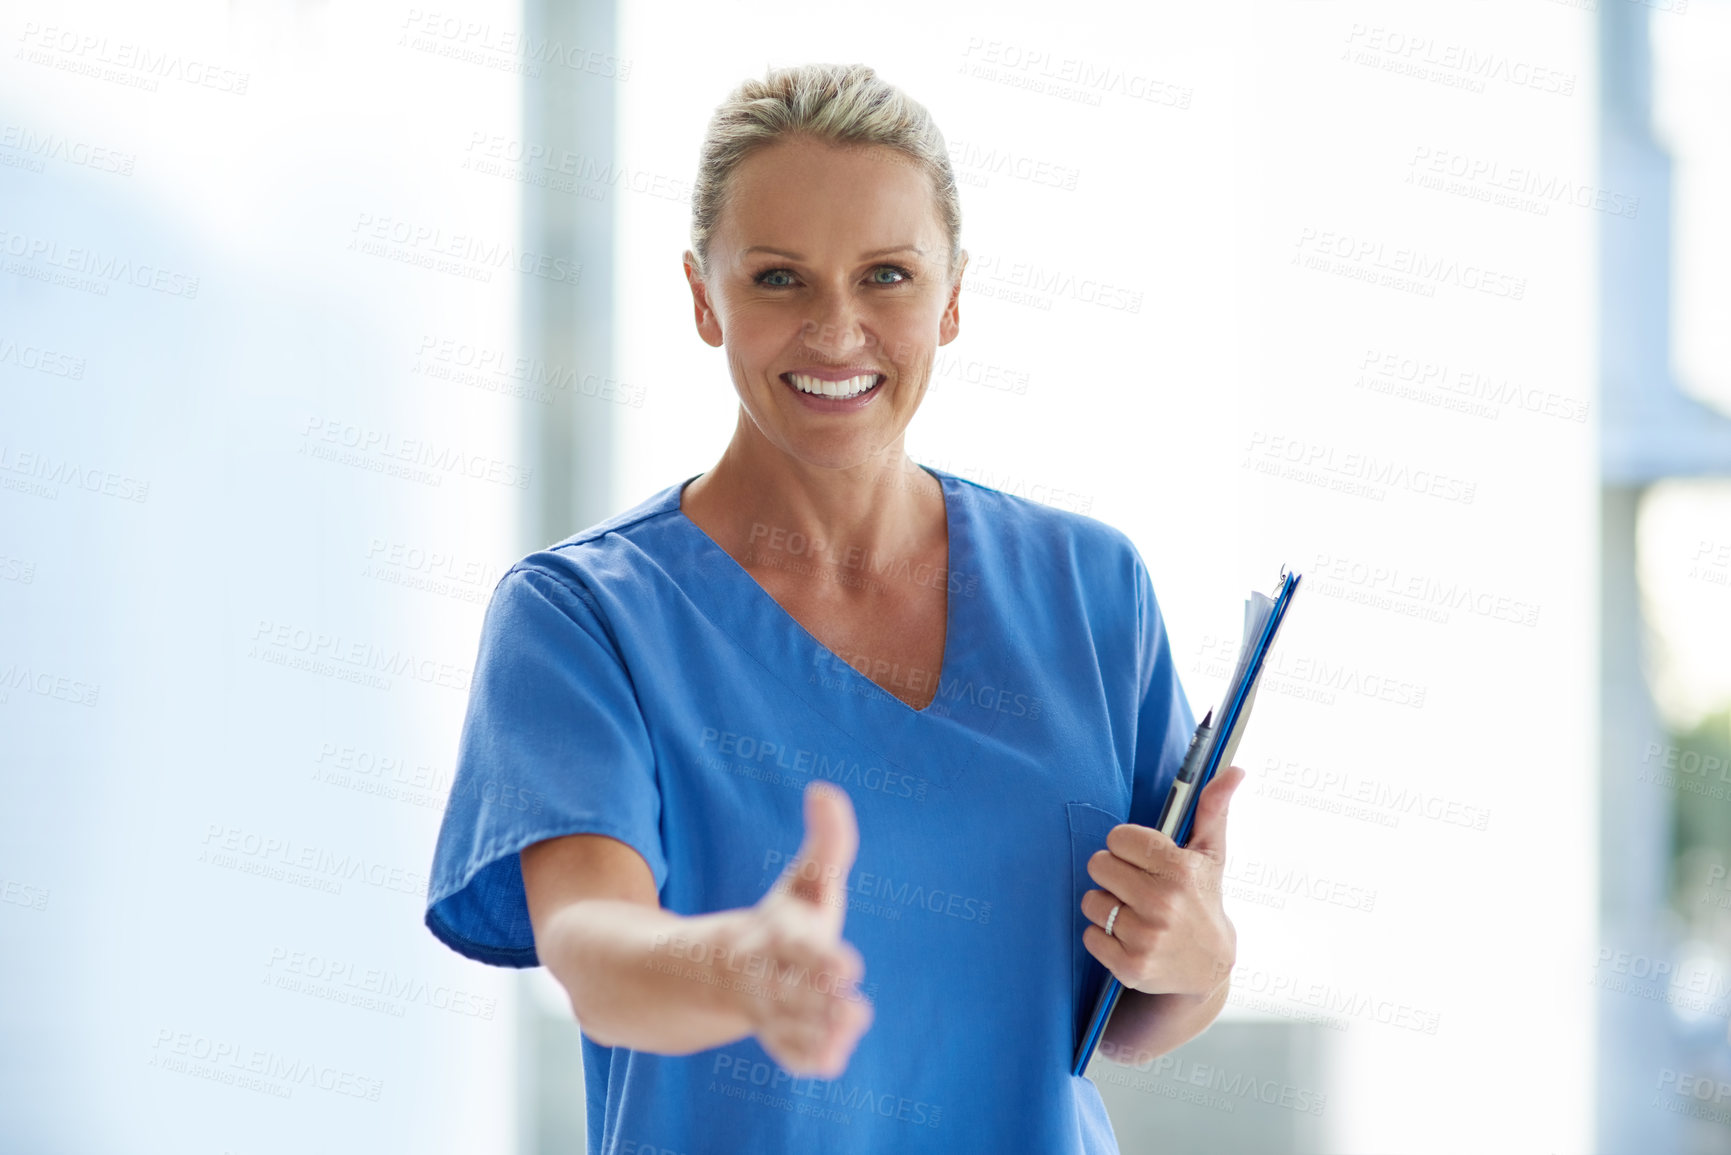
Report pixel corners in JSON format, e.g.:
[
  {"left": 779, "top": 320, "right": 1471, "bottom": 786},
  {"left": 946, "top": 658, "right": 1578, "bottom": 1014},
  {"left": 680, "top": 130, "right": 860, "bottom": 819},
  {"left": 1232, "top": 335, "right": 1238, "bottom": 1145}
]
[{"left": 1070, "top": 566, "right": 1303, "bottom": 1077}]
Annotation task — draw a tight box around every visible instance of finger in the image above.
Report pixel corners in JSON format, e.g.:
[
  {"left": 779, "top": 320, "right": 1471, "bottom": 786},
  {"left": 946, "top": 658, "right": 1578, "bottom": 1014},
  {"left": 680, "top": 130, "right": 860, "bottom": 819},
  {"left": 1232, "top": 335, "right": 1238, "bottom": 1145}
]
[
  {"left": 810, "top": 940, "right": 867, "bottom": 1010},
  {"left": 828, "top": 939, "right": 867, "bottom": 995},
  {"left": 1081, "top": 922, "right": 1136, "bottom": 985},
  {"left": 796, "top": 928, "right": 866, "bottom": 989},
  {"left": 1079, "top": 887, "right": 1125, "bottom": 930},
  {"left": 817, "top": 988, "right": 874, "bottom": 1066},
  {"left": 1105, "top": 822, "right": 1183, "bottom": 878},
  {"left": 768, "top": 929, "right": 867, "bottom": 1008},
  {"left": 1185, "top": 764, "right": 1245, "bottom": 863},
  {"left": 1081, "top": 888, "right": 1155, "bottom": 952},
  {"left": 1086, "top": 847, "right": 1161, "bottom": 909},
  {"left": 760, "top": 959, "right": 872, "bottom": 1075},
  {"left": 756, "top": 962, "right": 842, "bottom": 1049},
  {"left": 819, "top": 995, "right": 873, "bottom": 1074},
  {"left": 770, "top": 994, "right": 872, "bottom": 1079},
  {"left": 761, "top": 1015, "right": 835, "bottom": 1075},
  {"left": 782, "top": 782, "right": 859, "bottom": 911}
]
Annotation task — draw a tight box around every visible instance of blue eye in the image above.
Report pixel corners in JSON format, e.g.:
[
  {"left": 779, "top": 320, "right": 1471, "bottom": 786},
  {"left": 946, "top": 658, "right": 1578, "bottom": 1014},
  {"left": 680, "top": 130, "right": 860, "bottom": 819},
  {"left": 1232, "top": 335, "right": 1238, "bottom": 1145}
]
[{"left": 752, "top": 265, "right": 912, "bottom": 288}]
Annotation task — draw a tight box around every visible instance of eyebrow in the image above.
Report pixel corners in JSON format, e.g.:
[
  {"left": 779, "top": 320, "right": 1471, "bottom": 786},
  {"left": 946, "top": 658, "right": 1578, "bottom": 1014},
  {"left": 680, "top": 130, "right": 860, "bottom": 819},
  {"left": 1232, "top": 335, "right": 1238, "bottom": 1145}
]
[{"left": 740, "top": 245, "right": 926, "bottom": 260}]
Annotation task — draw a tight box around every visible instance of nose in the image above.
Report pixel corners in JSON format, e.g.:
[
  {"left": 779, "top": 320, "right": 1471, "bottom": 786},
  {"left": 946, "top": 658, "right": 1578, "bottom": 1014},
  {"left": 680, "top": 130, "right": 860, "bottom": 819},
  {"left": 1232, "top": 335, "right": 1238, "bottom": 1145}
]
[{"left": 801, "top": 287, "right": 870, "bottom": 359}]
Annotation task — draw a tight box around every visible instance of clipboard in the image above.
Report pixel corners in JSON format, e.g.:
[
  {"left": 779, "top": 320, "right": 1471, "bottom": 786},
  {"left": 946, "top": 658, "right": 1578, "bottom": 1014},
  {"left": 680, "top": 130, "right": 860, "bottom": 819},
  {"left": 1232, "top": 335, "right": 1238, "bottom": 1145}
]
[{"left": 1071, "top": 567, "right": 1302, "bottom": 1077}]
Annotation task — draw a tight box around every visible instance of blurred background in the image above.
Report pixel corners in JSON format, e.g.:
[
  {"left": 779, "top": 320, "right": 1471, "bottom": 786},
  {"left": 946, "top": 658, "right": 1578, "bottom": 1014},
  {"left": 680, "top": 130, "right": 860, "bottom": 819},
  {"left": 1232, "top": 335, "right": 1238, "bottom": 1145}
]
[{"left": 2, "top": 0, "right": 1728, "bottom": 1151}]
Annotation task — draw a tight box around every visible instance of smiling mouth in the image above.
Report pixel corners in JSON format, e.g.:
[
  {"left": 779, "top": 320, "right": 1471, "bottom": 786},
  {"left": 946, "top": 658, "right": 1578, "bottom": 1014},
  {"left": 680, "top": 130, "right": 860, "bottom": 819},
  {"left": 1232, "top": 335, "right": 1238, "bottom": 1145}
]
[{"left": 782, "top": 372, "right": 883, "bottom": 400}]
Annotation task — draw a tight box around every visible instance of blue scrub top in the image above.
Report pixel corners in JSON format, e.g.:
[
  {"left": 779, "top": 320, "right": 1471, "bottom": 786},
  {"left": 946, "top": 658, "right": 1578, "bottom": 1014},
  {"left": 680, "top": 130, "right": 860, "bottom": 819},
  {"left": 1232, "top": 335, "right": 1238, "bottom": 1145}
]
[{"left": 425, "top": 465, "right": 1195, "bottom": 1155}]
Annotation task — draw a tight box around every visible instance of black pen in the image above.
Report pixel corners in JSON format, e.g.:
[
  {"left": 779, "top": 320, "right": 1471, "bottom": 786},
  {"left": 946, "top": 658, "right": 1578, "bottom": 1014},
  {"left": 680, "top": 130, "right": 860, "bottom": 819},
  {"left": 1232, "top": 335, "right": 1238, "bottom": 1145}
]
[{"left": 1155, "top": 708, "right": 1213, "bottom": 839}]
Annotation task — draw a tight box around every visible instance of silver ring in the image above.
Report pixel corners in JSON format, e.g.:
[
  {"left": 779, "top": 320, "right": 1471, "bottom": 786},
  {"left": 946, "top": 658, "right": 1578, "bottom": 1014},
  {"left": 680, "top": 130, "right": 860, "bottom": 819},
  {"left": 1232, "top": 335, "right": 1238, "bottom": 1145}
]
[{"left": 1104, "top": 903, "right": 1121, "bottom": 938}]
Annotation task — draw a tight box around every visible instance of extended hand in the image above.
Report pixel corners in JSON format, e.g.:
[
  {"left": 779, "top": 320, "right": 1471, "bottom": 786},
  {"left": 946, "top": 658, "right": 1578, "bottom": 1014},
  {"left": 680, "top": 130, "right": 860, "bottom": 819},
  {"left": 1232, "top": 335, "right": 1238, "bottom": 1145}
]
[
  {"left": 728, "top": 781, "right": 874, "bottom": 1078},
  {"left": 1080, "top": 765, "right": 1243, "bottom": 997}
]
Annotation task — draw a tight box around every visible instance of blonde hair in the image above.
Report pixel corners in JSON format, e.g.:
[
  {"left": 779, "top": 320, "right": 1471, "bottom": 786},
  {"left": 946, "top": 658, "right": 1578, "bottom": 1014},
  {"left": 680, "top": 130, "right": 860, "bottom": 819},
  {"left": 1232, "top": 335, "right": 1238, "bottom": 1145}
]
[{"left": 688, "top": 62, "right": 962, "bottom": 281}]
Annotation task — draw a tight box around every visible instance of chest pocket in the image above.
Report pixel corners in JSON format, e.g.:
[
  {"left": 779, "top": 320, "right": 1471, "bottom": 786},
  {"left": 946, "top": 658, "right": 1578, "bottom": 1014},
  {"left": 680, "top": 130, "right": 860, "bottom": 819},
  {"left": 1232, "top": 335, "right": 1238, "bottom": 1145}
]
[{"left": 1066, "top": 800, "right": 1125, "bottom": 1053}]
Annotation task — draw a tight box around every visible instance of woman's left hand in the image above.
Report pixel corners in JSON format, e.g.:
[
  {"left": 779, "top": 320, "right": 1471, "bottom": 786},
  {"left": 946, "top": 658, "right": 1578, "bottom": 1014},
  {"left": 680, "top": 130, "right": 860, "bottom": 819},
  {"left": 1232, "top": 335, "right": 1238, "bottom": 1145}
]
[{"left": 1080, "top": 765, "right": 1244, "bottom": 997}]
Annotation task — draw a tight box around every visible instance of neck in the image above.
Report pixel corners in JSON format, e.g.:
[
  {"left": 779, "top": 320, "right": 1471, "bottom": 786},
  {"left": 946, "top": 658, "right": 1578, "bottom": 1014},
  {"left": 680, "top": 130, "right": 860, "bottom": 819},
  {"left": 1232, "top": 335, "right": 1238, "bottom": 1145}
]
[{"left": 683, "top": 413, "right": 941, "bottom": 562}]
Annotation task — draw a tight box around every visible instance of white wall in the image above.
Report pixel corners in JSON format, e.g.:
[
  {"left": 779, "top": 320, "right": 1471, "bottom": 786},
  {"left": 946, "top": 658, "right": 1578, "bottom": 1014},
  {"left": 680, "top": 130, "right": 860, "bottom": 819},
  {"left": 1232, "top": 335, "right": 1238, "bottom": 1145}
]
[{"left": 2, "top": 3, "right": 525, "bottom": 1150}]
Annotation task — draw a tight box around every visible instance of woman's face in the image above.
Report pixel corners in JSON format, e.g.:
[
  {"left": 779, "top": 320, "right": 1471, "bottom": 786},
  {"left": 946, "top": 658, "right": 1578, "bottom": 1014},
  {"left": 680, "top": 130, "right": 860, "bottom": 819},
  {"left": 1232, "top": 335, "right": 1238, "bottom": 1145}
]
[{"left": 685, "top": 135, "right": 964, "bottom": 472}]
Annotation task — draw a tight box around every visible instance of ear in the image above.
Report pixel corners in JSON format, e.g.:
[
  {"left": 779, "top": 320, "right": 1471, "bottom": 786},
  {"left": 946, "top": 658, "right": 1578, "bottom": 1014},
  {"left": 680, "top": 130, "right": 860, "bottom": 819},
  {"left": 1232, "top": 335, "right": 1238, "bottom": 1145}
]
[
  {"left": 937, "top": 250, "right": 966, "bottom": 346},
  {"left": 683, "top": 250, "right": 724, "bottom": 348}
]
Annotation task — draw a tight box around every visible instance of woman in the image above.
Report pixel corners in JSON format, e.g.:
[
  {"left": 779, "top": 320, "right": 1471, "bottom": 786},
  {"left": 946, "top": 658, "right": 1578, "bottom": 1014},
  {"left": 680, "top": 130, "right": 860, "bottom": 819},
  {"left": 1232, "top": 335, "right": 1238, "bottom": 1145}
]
[{"left": 425, "top": 62, "right": 1243, "bottom": 1154}]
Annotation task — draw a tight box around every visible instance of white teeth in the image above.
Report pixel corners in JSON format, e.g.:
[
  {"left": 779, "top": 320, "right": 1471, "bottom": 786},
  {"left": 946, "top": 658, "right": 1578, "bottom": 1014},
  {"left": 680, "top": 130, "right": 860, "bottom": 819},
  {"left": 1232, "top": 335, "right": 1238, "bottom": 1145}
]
[{"left": 786, "top": 372, "right": 880, "bottom": 399}]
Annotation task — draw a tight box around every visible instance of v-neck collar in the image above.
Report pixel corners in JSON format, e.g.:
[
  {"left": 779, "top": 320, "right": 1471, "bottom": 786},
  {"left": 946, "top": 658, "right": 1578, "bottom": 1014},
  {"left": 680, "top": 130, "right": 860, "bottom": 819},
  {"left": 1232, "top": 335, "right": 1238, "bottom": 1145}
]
[
  {"left": 656, "top": 464, "right": 981, "bottom": 789},
  {"left": 674, "top": 463, "right": 960, "bottom": 715}
]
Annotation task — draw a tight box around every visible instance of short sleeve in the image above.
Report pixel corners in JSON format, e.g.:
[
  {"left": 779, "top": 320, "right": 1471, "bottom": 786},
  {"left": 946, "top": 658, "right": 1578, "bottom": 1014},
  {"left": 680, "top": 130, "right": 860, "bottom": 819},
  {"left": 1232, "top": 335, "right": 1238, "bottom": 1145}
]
[
  {"left": 424, "top": 562, "right": 668, "bottom": 968},
  {"left": 1125, "top": 549, "right": 1198, "bottom": 832}
]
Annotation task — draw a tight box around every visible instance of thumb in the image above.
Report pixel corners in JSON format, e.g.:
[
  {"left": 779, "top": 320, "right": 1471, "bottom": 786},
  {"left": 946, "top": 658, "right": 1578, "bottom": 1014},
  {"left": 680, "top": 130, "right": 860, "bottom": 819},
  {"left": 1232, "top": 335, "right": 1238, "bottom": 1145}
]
[
  {"left": 781, "top": 782, "right": 859, "bottom": 911},
  {"left": 1185, "top": 764, "right": 1244, "bottom": 865}
]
